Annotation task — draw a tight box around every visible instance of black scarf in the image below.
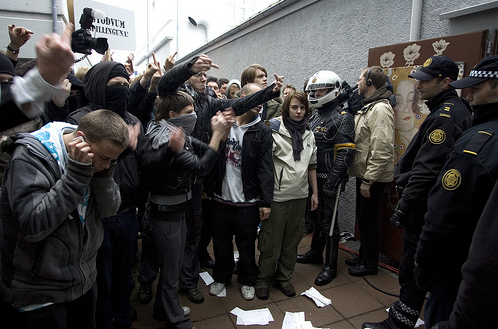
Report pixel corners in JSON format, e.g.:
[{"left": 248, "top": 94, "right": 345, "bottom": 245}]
[{"left": 283, "top": 116, "right": 306, "bottom": 161}]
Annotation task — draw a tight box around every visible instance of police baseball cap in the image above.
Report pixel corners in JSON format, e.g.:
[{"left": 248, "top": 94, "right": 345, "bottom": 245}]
[
  {"left": 409, "top": 56, "right": 458, "bottom": 81},
  {"left": 450, "top": 55, "right": 498, "bottom": 89}
]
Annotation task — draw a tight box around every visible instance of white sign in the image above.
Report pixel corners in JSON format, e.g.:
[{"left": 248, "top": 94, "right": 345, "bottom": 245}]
[{"left": 73, "top": 0, "right": 136, "bottom": 52}]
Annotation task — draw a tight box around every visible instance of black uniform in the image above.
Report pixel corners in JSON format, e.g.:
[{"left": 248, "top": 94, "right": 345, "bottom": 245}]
[
  {"left": 415, "top": 101, "right": 498, "bottom": 327},
  {"left": 385, "top": 89, "right": 471, "bottom": 329},
  {"left": 298, "top": 98, "right": 355, "bottom": 284},
  {"left": 434, "top": 175, "right": 498, "bottom": 329},
  {"left": 308, "top": 100, "right": 355, "bottom": 236}
]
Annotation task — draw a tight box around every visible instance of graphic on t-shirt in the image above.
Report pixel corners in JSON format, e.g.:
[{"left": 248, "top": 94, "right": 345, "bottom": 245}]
[{"left": 226, "top": 137, "right": 242, "bottom": 167}]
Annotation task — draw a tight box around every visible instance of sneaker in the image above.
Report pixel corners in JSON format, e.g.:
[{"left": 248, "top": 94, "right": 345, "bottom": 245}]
[
  {"left": 182, "top": 306, "right": 190, "bottom": 316},
  {"left": 209, "top": 282, "right": 226, "bottom": 296},
  {"left": 185, "top": 287, "right": 205, "bottom": 304},
  {"left": 241, "top": 285, "right": 255, "bottom": 300},
  {"left": 138, "top": 283, "right": 153, "bottom": 305}
]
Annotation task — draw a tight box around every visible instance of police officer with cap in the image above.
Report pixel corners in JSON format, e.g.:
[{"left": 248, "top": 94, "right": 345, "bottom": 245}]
[
  {"left": 414, "top": 55, "right": 498, "bottom": 328},
  {"left": 363, "top": 55, "right": 472, "bottom": 329}
]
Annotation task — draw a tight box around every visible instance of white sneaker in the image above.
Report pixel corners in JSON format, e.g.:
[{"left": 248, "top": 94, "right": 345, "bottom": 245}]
[
  {"left": 241, "top": 285, "right": 255, "bottom": 300},
  {"left": 182, "top": 306, "right": 190, "bottom": 316},
  {"left": 209, "top": 282, "right": 226, "bottom": 296}
]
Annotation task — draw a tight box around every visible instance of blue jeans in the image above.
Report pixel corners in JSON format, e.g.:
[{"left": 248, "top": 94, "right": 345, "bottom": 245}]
[{"left": 96, "top": 207, "right": 139, "bottom": 329}]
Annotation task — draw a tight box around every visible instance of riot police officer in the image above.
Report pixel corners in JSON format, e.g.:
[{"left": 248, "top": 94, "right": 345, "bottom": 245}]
[{"left": 296, "top": 71, "right": 355, "bottom": 286}]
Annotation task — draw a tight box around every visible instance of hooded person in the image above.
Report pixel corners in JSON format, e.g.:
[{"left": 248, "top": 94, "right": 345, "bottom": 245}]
[
  {"left": 65, "top": 61, "right": 146, "bottom": 329},
  {"left": 0, "top": 52, "right": 43, "bottom": 132}
]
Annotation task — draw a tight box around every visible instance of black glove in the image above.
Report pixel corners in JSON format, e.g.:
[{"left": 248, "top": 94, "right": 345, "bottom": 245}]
[
  {"left": 322, "top": 181, "right": 337, "bottom": 198},
  {"left": 414, "top": 261, "right": 433, "bottom": 292},
  {"left": 390, "top": 202, "right": 409, "bottom": 228}
]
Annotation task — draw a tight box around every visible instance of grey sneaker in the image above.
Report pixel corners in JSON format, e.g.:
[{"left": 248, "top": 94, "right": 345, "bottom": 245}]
[
  {"left": 241, "top": 285, "right": 255, "bottom": 300},
  {"left": 182, "top": 306, "right": 190, "bottom": 316},
  {"left": 209, "top": 282, "right": 226, "bottom": 296}
]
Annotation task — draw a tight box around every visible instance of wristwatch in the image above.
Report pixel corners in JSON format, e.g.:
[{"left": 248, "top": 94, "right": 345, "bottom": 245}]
[{"left": 362, "top": 178, "right": 372, "bottom": 185}]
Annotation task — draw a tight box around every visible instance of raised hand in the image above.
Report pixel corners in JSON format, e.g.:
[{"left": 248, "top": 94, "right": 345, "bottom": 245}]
[{"left": 36, "top": 23, "right": 75, "bottom": 86}]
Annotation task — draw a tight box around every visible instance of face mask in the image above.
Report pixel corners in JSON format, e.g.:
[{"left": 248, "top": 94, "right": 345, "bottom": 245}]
[
  {"left": 105, "top": 85, "right": 129, "bottom": 117},
  {"left": 169, "top": 112, "right": 197, "bottom": 136}
]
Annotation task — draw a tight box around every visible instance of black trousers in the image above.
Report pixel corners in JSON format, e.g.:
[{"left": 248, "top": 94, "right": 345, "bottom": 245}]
[
  {"left": 211, "top": 201, "right": 260, "bottom": 286},
  {"left": 355, "top": 178, "right": 389, "bottom": 269}
]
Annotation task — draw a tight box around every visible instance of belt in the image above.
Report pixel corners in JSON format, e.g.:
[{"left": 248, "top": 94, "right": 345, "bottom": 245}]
[
  {"left": 150, "top": 191, "right": 192, "bottom": 206},
  {"left": 317, "top": 172, "right": 328, "bottom": 179}
]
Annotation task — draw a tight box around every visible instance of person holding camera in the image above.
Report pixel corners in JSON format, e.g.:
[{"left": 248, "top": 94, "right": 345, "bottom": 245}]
[{"left": 362, "top": 56, "right": 472, "bottom": 329}]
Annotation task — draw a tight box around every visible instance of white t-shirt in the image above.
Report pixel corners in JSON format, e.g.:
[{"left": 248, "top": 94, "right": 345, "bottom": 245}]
[{"left": 217, "top": 116, "right": 261, "bottom": 204}]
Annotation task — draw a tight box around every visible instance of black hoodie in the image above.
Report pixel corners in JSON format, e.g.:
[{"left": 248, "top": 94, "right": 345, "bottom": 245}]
[{"left": 65, "top": 61, "right": 146, "bottom": 212}]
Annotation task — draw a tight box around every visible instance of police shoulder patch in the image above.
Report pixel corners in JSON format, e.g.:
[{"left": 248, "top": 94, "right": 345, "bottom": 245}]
[
  {"left": 442, "top": 169, "right": 461, "bottom": 191},
  {"left": 429, "top": 129, "right": 446, "bottom": 145},
  {"left": 439, "top": 102, "right": 454, "bottom": 118}
]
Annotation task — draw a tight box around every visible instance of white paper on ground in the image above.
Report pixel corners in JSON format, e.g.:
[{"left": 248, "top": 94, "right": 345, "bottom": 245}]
[
  {"left": 199, "top": 271, "right": 214, "bottom": 285},
  {"left": 301, "top": 287, "right": 332, "bottom": 307},
  {"left": 282, "top": 311, "right": 329, "bottom": 329},
  {"left": 386, "top": 308, "right": 425, "bottom": 327},
  {"left": 231, "top": 307, "right": 274, "bottom": 326}
]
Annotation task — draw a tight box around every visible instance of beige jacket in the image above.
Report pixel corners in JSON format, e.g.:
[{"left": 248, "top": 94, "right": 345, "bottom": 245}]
[
  {"left": 270, "top": 116, "right": 317, "bottom": 202},
  {"left": 349, "top": 98, "right": 395, "bottom": 183}
]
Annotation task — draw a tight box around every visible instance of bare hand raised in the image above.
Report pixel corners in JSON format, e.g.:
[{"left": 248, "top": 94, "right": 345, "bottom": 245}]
[
  {"left": 36, "top": 24, "right": 75, "bottom": 86},
  {"left": 67, "top": 136, "right": 93, "bottom": 164},
  {"left": 191, "top": 54, "right": 219, "bottom": 73}
]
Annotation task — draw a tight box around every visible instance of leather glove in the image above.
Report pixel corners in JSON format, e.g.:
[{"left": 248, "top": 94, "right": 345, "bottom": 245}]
[
  {"left": 322, "top": 181, "right": 337, "bottom": 198},
  {"left": 390, "top": 202, "right": 409, "bottom": 229},
  {"left": 414, "top": 261, "right": 433, "bottom": 292}
]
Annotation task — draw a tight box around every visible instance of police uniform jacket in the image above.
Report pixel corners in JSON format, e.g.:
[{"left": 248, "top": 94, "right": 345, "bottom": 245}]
[
  {"left": 308, "top": 100, "right": 355, "bottom": 188},
  {"left": 415, "top": 101, "right": 498, "bottom": 285},
  {"left": 435, "top": 177, "right": 498, "bottom": 329},
  {"left": 394, "top": 89, "right": 472, "bottom": 215}
]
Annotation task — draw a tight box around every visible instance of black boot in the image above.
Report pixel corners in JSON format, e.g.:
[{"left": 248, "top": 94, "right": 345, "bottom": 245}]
[
  {"left": 297, "top": 228, "right": 325, "bottom": 264},
  {"left": 314, "top": 235, "right": 339, "bottom": 286}
]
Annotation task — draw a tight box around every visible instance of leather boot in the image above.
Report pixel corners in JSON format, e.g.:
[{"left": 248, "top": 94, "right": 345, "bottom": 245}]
[
  {"left": 314, "top": 235, "right": 340, "bottom": 286},
  {"left": 297, "top": 228, "right": 325, "bottom": 264}
]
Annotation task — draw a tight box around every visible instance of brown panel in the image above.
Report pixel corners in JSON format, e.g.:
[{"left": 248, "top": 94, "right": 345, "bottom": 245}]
[{"left": 368, "top": 30, "right": 488, "bottom": 78}]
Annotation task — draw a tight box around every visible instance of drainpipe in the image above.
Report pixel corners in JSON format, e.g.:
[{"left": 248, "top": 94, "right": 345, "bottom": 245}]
[
  {"left": 410, "top": 0, "right": 423, "bottom": 41},
  {"left": 52, "top": 0, "right": 58, "bottom": 33}
]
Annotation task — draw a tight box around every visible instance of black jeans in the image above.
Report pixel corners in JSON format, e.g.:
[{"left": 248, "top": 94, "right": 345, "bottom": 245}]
[
  {"left": 355, "top": 178, "right": 388, "bottom": 269},
  {"left": 96, "top": 207, "right": 138, "bottom": 329},
  {"left": 211, "top": 201, "right": 260, "bottom": 286}
]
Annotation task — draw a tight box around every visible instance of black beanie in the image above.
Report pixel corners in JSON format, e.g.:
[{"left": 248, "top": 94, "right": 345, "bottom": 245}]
[
  {"left": 0, "top": 52, "right": 16, "bottom": 76},
  {"left": 108, "top": 63, "right": 129, "bottom": 81}
]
